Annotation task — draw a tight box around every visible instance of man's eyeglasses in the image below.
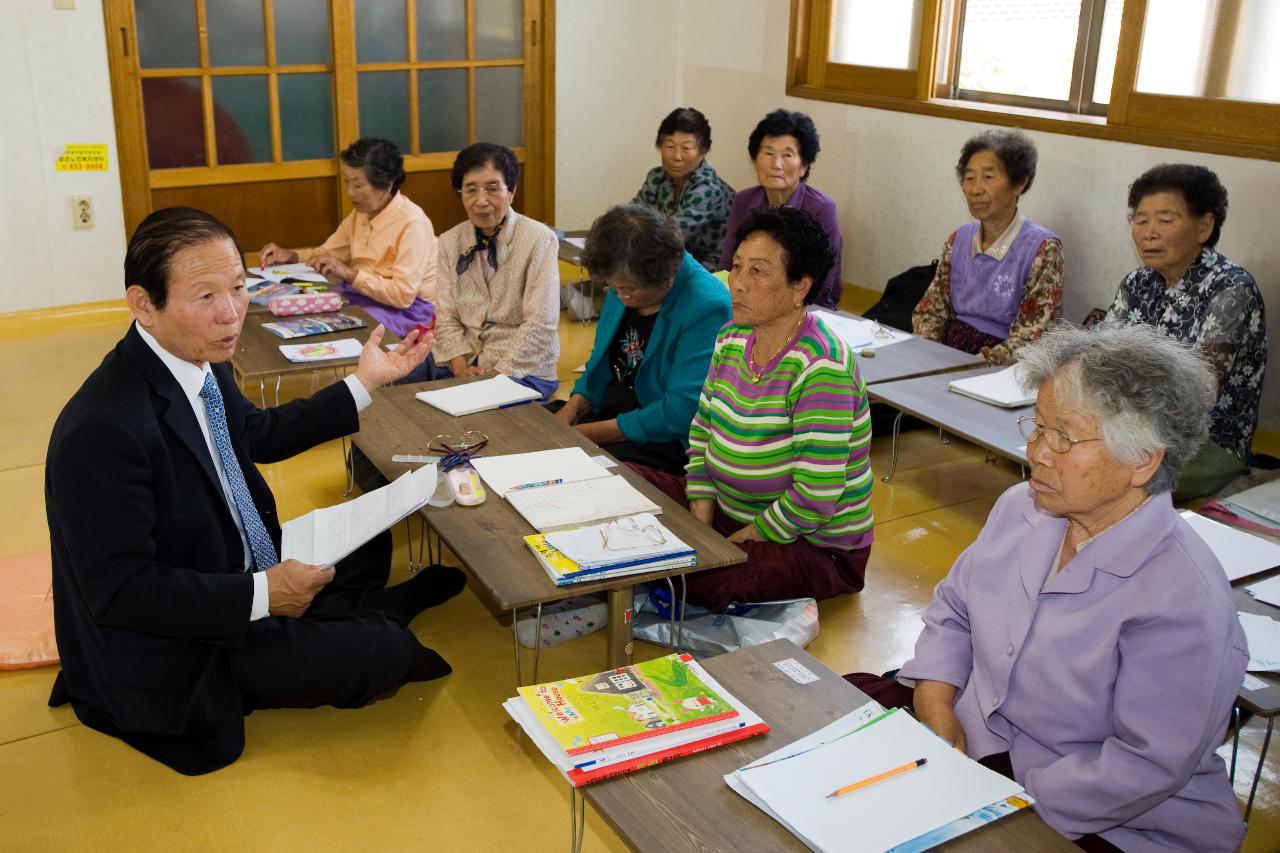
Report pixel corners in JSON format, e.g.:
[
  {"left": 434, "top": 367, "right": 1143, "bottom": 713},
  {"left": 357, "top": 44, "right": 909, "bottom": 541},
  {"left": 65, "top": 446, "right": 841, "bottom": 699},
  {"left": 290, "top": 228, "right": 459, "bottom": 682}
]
[
  {"left": 460, "top": 181, "right": 507, "bottom": 200},
  {"left": 1016, "top": 416, "right": 1103, "bottom": 454}
]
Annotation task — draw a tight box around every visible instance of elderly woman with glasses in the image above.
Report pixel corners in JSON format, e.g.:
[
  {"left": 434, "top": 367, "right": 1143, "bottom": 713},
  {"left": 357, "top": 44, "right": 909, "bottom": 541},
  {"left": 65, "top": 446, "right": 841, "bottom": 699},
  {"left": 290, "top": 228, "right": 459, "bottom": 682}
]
[
  {"left": 630, "top": 206, "right": 873, "bottom": 611},
  {"left": 432, "top": 142, "right": 561, "bottom": 399},
  {"left": 845, "top": 323, "right": 1247, "bottom": 853},
  {"left": 258, "top": 137, "right": 438, "bottom": 337},
  {"left": 1104, "top": 163, "right": 1265, "bottom": 500},
  {"left": 553, "top": 204, "right": 731, "bottom": 474}
]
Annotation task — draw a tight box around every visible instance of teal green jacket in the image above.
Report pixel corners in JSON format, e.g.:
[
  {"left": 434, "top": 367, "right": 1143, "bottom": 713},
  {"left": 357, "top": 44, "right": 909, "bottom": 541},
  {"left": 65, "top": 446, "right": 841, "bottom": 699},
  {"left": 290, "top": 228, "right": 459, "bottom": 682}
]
[{"left": 572, "top": 253, "right": 731, "bottom": 447}]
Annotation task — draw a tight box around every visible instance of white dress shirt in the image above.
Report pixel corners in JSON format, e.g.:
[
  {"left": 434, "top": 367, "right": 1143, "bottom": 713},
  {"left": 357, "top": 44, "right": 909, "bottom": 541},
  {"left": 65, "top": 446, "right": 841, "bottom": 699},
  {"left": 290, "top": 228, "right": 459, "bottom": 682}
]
[{"left": 135, "top": 322, "right": 371, "bottom": 620}]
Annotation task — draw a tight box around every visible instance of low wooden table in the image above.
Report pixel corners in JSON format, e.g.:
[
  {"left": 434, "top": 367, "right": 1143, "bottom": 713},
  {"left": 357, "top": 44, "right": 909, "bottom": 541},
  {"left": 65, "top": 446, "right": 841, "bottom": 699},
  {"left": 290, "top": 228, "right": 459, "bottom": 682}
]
[
  {"left": 811, "top": 309, "right": 984, "bottom": 386},
  {"left": 353, "top": 379, "right": 746, "bottom": 681},
  {"left": 867, "top": 366, "right": 1031, "bottom": 482},
  {"left": 1232, "top": 568, "right": 1280, "bottom": 818},
  {"left": 231, "top": 305, "right": 395, "bottom": 406},
  {"left": 582, "top": 639, "right": 1077, "bottom": 852}
]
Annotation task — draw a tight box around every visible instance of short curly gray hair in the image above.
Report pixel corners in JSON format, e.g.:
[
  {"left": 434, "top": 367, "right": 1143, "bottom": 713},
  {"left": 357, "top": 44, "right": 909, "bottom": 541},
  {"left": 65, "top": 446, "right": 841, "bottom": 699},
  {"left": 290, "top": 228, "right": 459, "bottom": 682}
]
[{"left": 1016, "top": 322, "right": 1216, "bottom": 495}]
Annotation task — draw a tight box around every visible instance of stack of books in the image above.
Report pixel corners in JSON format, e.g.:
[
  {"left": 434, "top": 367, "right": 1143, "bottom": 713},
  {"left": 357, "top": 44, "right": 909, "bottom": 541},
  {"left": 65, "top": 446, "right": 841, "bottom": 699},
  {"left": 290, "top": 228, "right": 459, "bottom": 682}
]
[
  {"left": 504, "top": 652, "right": 769, "bottom": 786},
  {"left": 524, "top": 513, "right": 695, "bottom": 585}
]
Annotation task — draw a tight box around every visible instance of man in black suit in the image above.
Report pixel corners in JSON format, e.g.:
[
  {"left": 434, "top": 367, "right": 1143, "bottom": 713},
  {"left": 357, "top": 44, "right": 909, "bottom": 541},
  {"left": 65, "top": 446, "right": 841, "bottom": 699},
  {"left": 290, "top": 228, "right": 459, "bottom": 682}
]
[{"left": 47, "top": 207, "right": 463, "bottom": 775}]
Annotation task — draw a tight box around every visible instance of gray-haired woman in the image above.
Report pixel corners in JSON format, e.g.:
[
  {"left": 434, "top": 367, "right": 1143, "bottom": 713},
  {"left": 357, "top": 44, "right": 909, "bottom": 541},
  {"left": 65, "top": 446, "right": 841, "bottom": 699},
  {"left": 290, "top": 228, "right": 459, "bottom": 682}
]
[
  {"left": 552, "top": 204, "right": 731, "bottom": 474},
  {"left": 912, "top": 129, "right": 1064, "bottom": 365},
  {"left": 846, "top": 323, "right": 1248, "bottom": 853}
]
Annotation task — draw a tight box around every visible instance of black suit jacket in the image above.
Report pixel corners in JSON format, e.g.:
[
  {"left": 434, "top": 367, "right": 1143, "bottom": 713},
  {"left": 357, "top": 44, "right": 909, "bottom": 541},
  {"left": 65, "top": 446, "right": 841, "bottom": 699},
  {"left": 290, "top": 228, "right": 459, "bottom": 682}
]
[{"left": 46, "top": 325, "right": 359, "bottom": 773}]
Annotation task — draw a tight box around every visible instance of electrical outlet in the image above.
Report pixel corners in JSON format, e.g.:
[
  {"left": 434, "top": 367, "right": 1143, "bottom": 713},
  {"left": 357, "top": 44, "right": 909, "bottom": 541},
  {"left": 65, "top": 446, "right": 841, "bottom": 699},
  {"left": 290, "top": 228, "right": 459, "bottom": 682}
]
[{"left": 73, "top": 195, "right": 94, "bottom": 229}]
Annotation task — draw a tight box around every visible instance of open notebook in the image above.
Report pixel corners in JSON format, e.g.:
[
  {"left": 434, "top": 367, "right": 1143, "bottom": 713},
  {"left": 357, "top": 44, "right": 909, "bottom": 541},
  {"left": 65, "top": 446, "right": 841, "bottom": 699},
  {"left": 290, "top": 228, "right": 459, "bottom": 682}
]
[{"left": 948, "top": 365, "right": 1036, "bottom": 408}]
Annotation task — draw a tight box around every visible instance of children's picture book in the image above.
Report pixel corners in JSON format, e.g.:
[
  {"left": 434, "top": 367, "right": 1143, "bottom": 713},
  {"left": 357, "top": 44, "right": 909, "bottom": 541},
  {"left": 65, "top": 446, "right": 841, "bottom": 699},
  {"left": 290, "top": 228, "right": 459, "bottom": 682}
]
[
  {"left": 517, "top": 653, "right": 740, "bottom": 756},
  {"left": 524, "top": 533, "right": 696, "bottom": 586},
  {"left": 262, "top": 312, "right": 367, "bottom": 339}
]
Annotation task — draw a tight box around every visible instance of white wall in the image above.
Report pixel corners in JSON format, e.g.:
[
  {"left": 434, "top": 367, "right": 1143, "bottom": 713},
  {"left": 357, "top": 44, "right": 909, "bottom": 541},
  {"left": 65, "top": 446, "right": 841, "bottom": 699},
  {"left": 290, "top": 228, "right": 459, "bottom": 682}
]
[
  {"left": 556, "top": 0, "right": 1280, "bottom": 432},
  {"left": 0, "top": 0, "right": 127, "bottom": 315}
]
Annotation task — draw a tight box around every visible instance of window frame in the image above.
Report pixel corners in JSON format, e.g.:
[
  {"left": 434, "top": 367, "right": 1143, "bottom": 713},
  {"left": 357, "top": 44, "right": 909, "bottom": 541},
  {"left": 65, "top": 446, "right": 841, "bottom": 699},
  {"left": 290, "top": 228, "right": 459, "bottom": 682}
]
[{"left": 787, "top": 0, "right": 1280, "bottom": 162}]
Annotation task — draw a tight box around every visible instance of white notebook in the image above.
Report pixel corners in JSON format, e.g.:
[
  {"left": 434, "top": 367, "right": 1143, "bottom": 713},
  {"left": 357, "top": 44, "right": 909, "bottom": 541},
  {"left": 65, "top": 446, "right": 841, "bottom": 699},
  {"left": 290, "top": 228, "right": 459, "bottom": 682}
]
[
  {"left": 1180, "top": 510, "right": 1280, "bottom": 582},
  {"left": 948, "top": 365, "right": 1036, "bottom": 408},
  {"left": 505, "top": 475, "right": 662, "bottom": 532},
  {"left": 470, "top": 447, "right": 612, "bottom": 497},
  {"left": 415, "top": 374, "right": 542, "bottom": 416},
  {"left": 278, "top": 338, "right": 363, "bottom": 363}
]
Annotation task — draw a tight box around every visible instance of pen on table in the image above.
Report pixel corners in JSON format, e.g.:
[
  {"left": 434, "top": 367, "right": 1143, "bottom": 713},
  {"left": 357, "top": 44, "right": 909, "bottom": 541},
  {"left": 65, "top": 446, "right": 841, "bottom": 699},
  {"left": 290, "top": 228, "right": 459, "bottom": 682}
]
[
  {"left": 509, "top": 478, "right": 564, "bottom": 492},
  {"left": 826, "top": 758, "right": 927, "bottom": 799}
]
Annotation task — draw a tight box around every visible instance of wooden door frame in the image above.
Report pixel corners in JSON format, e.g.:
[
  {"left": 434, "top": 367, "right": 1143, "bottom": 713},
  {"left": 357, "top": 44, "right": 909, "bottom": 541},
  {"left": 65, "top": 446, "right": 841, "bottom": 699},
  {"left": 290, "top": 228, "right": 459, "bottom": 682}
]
[{"left": 102, "top": 0, "right": 556, "bottom": 237}]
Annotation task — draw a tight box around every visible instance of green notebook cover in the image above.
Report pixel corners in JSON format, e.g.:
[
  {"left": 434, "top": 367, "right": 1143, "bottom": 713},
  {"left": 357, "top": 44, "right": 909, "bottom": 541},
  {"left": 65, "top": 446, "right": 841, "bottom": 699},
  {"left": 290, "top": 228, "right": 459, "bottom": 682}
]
[{"left": 517, "top": 653, "right": 739, "bottom": 756}]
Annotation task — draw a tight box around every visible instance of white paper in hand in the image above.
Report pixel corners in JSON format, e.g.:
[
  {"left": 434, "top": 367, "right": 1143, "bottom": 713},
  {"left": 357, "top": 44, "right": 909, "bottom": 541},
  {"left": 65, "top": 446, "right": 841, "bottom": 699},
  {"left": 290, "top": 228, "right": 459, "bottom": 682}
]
[{"left": 281, "top": 464, "right": 436, "bottom": 565}]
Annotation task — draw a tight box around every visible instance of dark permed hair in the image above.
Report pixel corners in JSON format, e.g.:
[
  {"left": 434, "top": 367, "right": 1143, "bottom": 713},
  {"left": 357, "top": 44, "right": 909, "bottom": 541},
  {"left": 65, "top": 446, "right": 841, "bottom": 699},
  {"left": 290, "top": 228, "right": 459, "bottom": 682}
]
[
  {"left": 654, "top": 107, "right": 712, "bottom": 151},
  {"left": 1127, "top": 163, "right": 1228, "bottom": 248},
  {"left": 955, "top": 129, "right": 1039, "bottom": 195},
  {"left": 124, "top": 207, "right": 240, "bottom": 310},
  {"left": 340, "top": 137, "right": 406, "bottom": 194},
  {"left": 450, "top": 142, "right": 520, "bottom": 193},
  {"left": 747, "top": 109, "right": 821, "bottom": 180},
  {"left": 581, "top": 204, "right": 685, "bottom": 291},
  {"left": 734, "top": 206, "right": 834, "bottom": 305}
]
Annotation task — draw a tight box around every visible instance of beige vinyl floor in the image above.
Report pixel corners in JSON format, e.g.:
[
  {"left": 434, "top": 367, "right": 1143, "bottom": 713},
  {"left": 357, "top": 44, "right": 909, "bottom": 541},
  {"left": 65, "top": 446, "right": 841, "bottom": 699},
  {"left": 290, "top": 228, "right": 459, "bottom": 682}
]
[{"left": 0, "top": 284, "right": 1275, "bottom": 851}]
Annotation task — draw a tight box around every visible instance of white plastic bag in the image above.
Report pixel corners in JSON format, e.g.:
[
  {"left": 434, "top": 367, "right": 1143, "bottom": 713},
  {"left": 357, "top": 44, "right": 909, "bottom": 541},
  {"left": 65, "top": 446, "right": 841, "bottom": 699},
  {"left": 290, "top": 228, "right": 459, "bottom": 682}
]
[{"left": 631, "top": 589, "right": 819, "bottom": 656}]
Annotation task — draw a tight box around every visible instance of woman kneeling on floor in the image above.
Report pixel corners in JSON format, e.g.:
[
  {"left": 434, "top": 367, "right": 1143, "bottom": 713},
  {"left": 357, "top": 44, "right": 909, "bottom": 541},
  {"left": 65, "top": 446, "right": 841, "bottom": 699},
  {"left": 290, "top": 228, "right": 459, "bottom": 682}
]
[{"left": 629, "top": 206, "right": 873, "bottom": 611}]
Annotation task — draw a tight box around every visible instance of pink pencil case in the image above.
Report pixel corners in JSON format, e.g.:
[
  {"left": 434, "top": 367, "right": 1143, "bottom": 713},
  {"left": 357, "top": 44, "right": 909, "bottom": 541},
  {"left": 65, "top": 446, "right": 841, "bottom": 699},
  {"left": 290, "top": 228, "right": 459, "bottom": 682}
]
[{"left": 268, "top": 293, "right": 343, "bottom": 316}]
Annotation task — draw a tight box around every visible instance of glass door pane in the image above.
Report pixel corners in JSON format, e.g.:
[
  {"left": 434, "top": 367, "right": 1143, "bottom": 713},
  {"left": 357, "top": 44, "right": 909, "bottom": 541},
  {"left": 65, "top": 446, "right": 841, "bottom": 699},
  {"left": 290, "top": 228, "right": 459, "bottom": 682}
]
[
  {"left": 212, "top": 75, "right": 272, "bottom": 164},
  {"left": 356, "top": 0, "right": 408, "bottom": 62},
  {"left": 359, "top": 71, "right": 411, "bottom": 150},
  {"left": 417, "top": 0, "right": 466, "bottom": 61},
  {"left": 141, "top": 77, "right": 207, "bottom": 168},
  {"left": 474, "top": 0, "right": 523, "bottom": 60},
  {"left": 135, "top": 0, "right": 199, "bottom": 68},
  {"left": 280, "top": 73, "right": 335, "bottom": 160},
  {"left": 206, "top": 0, "right": 266, "bottom": 67},
  {"left": 418, "top": 69, "right": 467, "bottom": 152},
  {"left": 274, "top": 0, "right": 333, "bottom": 65},
  {"left": 475, "top": 66, "right": 522, "bottom": 147}
]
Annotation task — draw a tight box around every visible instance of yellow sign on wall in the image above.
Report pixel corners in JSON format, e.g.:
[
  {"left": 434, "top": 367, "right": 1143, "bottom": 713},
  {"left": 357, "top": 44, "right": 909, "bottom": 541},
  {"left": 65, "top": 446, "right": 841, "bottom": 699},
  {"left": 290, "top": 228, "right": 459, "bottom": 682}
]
[{"left": 55, "top": 144, "right": 109, "bottom": 172}]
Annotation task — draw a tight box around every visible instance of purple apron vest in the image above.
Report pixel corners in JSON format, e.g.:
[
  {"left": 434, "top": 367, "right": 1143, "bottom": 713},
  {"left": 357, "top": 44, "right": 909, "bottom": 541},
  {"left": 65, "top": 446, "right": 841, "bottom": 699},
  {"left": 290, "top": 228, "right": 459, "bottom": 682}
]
[{"left": 949, "top": 218, "right": 1056, "bottom": 339}]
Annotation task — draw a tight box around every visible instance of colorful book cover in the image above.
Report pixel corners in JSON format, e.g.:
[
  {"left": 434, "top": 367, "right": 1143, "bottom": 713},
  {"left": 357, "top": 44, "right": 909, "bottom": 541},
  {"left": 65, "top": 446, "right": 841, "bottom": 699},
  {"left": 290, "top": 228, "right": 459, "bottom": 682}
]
[
  {"left": 518, "top": 653, "right": 740, "bottom": 756},
  {"left": 261, "top": 312, "right": 366, "bottom": 339},
  {"left": 524, "top": 534, "right": 695, "bottom": 584},
  {"left": 566, "top": 721, "right": 769, "bottom": 787}
]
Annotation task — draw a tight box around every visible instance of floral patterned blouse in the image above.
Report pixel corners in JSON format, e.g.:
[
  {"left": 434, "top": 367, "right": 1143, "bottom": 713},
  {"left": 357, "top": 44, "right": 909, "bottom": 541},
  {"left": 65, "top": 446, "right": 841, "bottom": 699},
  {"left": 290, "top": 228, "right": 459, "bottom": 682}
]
[
  {"left": 1105, "top": 247, "right": 1267, "bottom": 459},
  {"left": 912, "top": 227, "right": 1065, "bottom": 366},
  {"left": 632, "top": 159, "right": 734, "bottom": 271}
]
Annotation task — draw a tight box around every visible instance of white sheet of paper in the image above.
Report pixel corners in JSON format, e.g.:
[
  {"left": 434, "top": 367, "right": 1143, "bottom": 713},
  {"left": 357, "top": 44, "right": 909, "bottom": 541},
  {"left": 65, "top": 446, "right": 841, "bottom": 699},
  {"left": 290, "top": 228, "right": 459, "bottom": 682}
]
[
  {"left": 544, "top": 513, "right": 691, "bottom": 567},
  {"left": 414, "top": 374, "right": 541, "bottom": 416},
  {"left": 1247, "top": 574, "right": 1280, "bottom": 608},
  {"left": 281, "top": 465, "right": 436, "bottom": 565},
  {"left": 948, "top": 365, "right": 1036, "bottom": 408},
  {"left": 505, "top": 475, "right": 661, "bottom": 532},
  {"left": 731, "top": 709, "right": 1024, "bottom": 853},
  {"left": 248, "top": 263, "right": 329, "bottom": 284},
  {"left": 470, "top": 447, "right": 612, "bottom": 496},
  {"left": 1180, "top": 511, "right": 1280, "bottom": 581},
  {"left": 811, "top": 310, "right": 912, "bottom": 351},
  {"left": 565, "top": 236, "right": 586, "bottom": 250},
  {"left": 1239, "top": 611, "right": 1280, "bottom": 671}
]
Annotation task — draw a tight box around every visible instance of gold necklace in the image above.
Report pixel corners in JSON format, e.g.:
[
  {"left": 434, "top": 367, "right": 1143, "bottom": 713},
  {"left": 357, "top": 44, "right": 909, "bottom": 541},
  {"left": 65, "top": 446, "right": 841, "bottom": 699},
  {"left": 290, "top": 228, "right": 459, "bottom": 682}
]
[{"left": 747, "top": 310, "right": 806, "bottom": 383}]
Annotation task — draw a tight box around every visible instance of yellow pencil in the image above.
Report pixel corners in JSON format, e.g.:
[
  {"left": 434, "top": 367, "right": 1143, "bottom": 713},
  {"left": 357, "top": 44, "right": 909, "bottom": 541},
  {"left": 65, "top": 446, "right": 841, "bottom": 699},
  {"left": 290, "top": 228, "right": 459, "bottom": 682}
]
[{"left": 825, "top": 758, "right": 927, "bottom": 799}]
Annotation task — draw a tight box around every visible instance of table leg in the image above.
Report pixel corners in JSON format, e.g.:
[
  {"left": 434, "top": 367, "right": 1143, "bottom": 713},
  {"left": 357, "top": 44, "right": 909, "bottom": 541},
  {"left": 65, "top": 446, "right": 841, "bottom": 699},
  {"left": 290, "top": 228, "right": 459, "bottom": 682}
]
[
  {"left": 881, "top": 410, "right": 904, "bottom": 483},
  {"left": 512, "top": 603, "right": 544, "bottom": 687},
  {"left": 341, "top": 435, "right": 354, "bottom": 497},
  {"left": 274, "top": 373, "right": 282, "bottom": 407},
  {"left": 605, "top": 587, "right": 634, "bottom": 668},
  {"left": 257, "top": 377, "right": 266, "bottom": 409},
  {"left": 664, "top": 578, "right": 678, "bottom": 652},
  {"left": 938, "top": 427, "right": 950, "bottom": 445},
  {"left": 569, "top": 785, "right": 586, "bottom": 853},
  {"left": 1230, "top": 705, "right": 1240, "bottom": 783},
  {"left": 1245, "top": 715, "right": 1274, "bottom": 820},
  {"left": 676, "top": 575, "right": 687, "bottom": 650}
]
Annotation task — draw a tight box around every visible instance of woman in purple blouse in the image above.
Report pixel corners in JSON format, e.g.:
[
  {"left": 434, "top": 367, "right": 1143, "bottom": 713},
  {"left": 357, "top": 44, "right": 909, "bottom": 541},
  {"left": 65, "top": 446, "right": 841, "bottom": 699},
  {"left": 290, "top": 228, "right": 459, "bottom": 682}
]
[
  {"left": 717, "top": 109, "right": 844, "bottom": 309},
  {"left": 847, "top": 324, "right": 1247, "bottom": 853}
]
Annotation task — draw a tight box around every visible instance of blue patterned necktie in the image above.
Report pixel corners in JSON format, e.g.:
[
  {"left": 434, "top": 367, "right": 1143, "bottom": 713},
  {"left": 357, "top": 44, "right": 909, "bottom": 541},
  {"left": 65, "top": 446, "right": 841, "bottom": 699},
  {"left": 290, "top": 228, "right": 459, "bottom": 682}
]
[{"left": 199, "top": 373, "right": 279, "bottom": 572}]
